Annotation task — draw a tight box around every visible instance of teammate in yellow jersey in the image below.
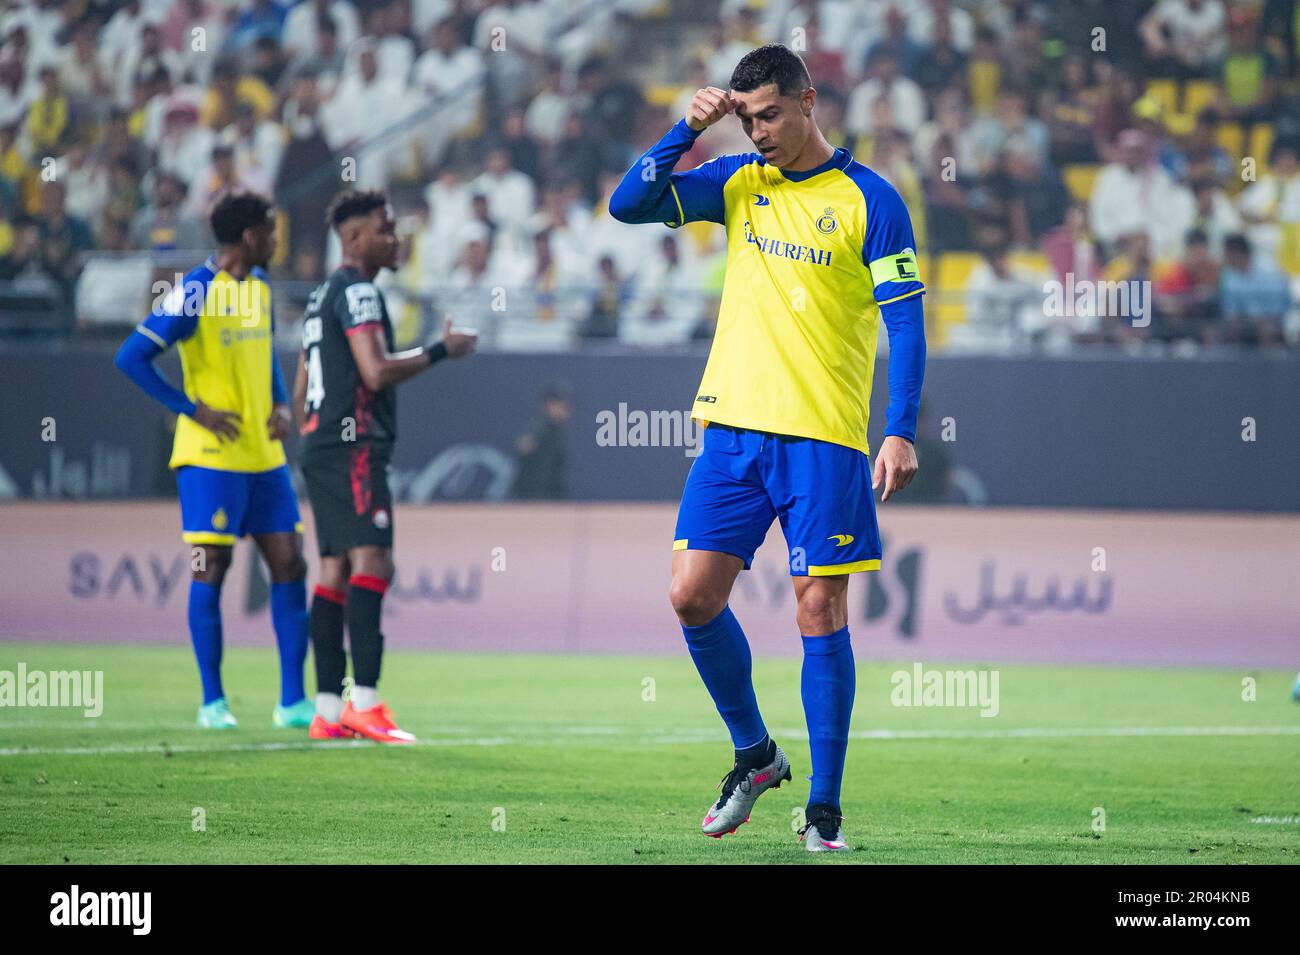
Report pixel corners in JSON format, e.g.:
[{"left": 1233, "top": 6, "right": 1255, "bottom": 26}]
[
  {"left": 114, "top": 193, "right": 313, "bottom": 732},
  {"left": 610, "top": 44, "right": 927, "bottom": 853}
]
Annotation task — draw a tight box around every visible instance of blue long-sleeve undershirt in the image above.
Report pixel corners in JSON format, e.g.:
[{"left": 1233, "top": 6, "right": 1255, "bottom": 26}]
[
  {"left": 879, "top": 294, "right": 926, "bottom": 443},
  {"left": 270, "top": 352, "right": 287, "bottom": 403},
  {"left": 608, "top": 118, "right": 703, "bottom": 224},
  {"left": 114, "top": 331, "right": 197, "bottom": 417}
]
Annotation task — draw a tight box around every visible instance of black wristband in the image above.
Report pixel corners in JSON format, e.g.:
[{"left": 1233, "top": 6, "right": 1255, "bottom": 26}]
[{"left": 425, "top": 341, "right": 449, "bottom": 365}]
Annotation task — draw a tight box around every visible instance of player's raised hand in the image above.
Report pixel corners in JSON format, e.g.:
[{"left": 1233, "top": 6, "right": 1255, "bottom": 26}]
[
  {"left": 684, "top": 87, "right": 735, "bottom": 132},
  {"left": 440, "top": 317, "right": 478, "bottom": 359},
  {"left": 872, "top": 435, "right": 918, "bottom": 503},
  {"left": 266, "top": 403, "right": 292, "bottom": 441},
  {"left": 193, "top": 402, "right": 241, "bottom": 443}
]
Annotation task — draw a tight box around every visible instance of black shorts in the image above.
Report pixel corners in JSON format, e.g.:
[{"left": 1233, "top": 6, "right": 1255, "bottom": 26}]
[{"left": 300, "top": 443, "right": 394, "bottom": 556}]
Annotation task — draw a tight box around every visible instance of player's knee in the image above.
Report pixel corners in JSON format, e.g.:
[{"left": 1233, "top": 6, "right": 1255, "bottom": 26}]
[
  {"left": 191, "top": 546, "right": 232, "bottom": 585},
  {"left": 350, "top": 549, "right": 394, "bottom": 582},
  {"left": 270, "top": 552, "right": 308, "bottom": 584},
  {"left": 796, "top": 586, "right": 844, "bottom": 633},
  {"left": 669, "top": 577, "right": 726, "bottom": 627}
]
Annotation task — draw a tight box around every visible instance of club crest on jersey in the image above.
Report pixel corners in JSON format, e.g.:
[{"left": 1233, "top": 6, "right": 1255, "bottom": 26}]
[
  {"left": 211, "top": 508, "right": 228, "bottom": 531},
  {"left": 372, "top": 508, "right": 390, "bottom": 530},
  {"left": 815, "top": 207, "right": 838, "bottom": 235}
]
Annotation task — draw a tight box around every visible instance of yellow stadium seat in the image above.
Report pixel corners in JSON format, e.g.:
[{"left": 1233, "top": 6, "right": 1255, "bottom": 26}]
[
  {"left": 1250, "top": 123, "right": 1274, "bottom": 170},
  {"left": 1008, "top": 251, "right": 1050, "bottom": 275},
  {"left": 645, "top": 83, "right": 687, "bottom": 108},
  {"left": 1144, "top": 79, "right": 1179, "bottom": 116},
  {"left": 932, "top": 252, "right": 983, "bottom": 341},
  {"left": 1217, "top": 122, "right": 1245, "bottom": 161},
  {"left": 1182, "top": 79, "right": 1218, "bottom": 119},
  {"left": 1063, "top": 164, "right": 1101, "bottom": 203}
]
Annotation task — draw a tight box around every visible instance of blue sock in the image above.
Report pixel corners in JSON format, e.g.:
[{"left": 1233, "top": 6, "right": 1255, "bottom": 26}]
[
  {"left": 188, "top": 580, "right": 224, "bottom": 705},
  {"left": 682, "top": 606, "right": 767, "bottom": 749},
  {"left": 270, "top": 580, "right": 309, "bottom": 707},
  {"left": 801, "top": 626, "right": 855, "bottom": 811}
]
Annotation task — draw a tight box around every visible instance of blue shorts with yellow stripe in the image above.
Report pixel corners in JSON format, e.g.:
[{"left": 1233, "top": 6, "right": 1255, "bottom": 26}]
[
  {"left": 674, "top": 425, "right": 882, "bottom": 576},
  {"left": 176, "top": 465, "right": 303, "bottom": 546}
]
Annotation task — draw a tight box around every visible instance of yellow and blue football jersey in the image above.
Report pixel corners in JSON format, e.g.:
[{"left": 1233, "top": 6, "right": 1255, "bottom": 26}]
[
  {"left": 612, "top": 119, "right": 927, "bottom": 456},
  {"left": 135, "top": 258, "right": 286, "bottom": 473}
]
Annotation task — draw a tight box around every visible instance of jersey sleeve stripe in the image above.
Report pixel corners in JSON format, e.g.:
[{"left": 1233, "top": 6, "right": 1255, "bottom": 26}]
[
  {"left": 667, "top": 181, "right": 686, "bottom": 228},
  {"left": 876, "top": 288, "right": 926, "bottom": 307},
  {"left": 135, "top": 324, "right": 167, "bottom": 348}
]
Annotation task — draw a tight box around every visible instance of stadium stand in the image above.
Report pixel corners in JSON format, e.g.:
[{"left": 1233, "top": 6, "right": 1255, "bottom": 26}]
[{"left": 0, "top": 0, "right": 1297, "bottom": 351}]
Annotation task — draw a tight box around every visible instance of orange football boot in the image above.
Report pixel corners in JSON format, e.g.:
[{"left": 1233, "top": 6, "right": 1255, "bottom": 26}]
[
  {"left": 340, "top": 702, "right": 417, "bottom": 743},
  {"left": 308, "top": 714, "right": 352, "bottom": 739}
]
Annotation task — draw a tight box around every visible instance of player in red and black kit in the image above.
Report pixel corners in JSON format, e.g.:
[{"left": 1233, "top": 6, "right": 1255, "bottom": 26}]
[{"left": 295, "top": 190, "right": 476, "bottom": 742}]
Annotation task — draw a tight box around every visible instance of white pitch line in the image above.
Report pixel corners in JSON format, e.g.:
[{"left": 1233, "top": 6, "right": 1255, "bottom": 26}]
[{"left": 0, "top": 725, "right": 1297, "bottom": 758}]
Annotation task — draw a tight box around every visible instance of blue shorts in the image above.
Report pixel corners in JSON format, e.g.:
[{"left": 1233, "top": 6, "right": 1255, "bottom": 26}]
[
  {"left": 176, "top": 465, "right": 303, "bottom": 546},
  {"left": 674, "top": 425, "right": 882, "bottom": 576}
]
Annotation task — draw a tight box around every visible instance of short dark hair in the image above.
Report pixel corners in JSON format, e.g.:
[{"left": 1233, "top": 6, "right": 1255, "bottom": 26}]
[
  {"left": 1224, "top": 233, "right": 1251, "bottom": 256},
  {"left": 729, "top": 43, "right": 811, "bottom": 97},
  {"left": 325, "top": 189, "right": 388, "bottom": 230},
  {"left": 210, "top": 192, "right": 273, "bottom": 244}
]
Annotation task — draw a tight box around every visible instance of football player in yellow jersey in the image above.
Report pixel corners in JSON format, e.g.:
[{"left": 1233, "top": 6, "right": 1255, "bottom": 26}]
[
  {"left": 610, "top": 44, "right": 927, "bottom": 852},
  {"left": 114, "top": 193, "right": 313, "bottom": 732}
]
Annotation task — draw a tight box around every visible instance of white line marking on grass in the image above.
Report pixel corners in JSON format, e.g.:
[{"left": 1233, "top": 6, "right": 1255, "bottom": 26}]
[{"left": 1, "top": 725, "right": 1297, "bottom": 758}]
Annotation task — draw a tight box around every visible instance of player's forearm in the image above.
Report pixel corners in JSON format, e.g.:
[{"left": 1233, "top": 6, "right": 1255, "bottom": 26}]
[
  {"left": 114, "top": 332, "right": 197, "bottom": 417},
  {"left": 270, "top": 350, "right": 288, "bottom": 404},
  {"left": 292, "top": 352, "right": 307, "bottom": 421},
  {"left": 608, "top": 118, "right": 701, "bottom": 223},
  {"left": 365, "top": 346, "right": 440, "bottom": 391},
  {"left": 880, "top": 295, "right": 926, "bottom": 442}
]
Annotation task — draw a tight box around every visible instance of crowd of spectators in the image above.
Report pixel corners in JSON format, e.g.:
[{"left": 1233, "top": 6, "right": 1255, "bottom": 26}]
[{"left": 0, "top": 0, "right": 1297, "bottom": 351}]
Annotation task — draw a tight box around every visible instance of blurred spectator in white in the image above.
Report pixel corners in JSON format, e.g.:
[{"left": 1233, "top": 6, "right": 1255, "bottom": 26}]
[
  {"left": 413, "top": 17, "right": 486, "bottom": 139},
  {"left": 155, "top": 93, "right": 214, "bottom": 190},
  {"left": 100, "top": 1, "right": 152, "bottom": 93},
  {"left": 1236, "top": 140, "right": 1300, "bottom": 269},
  {"left": 282, "top": 0, "right": 360, "bottom": 62},
  {"left": 322, "top": 40, "right": 418, "bottom": 183},
  {"left": 1188, "top": 178, "right": 1241, "bottom": 256},
  {"left": 846, "top": 51, "right": 925, "bottom": 137},
  {"left": 472, "top": 146, "right": 536, "bottom": 235},
  {"left": 1139, "top": 0, "right": 1225, "bottom": 77},
  {"left": 221, "top": 101, "right": 283, "bottom": 196},
  {"left": 116, "top": 22, "right": 183, "bottom": 110},
  {"left": 131, "top": 171, "right": 205, "bottom": 252},
  {"left": 707, "top": 8, "right": 762, "bottom": 88},
  {"left": 161, "top": 0, "right": 228, "bottom": 84},
  {"left": 620, "top": 233, "right": 704, "bottom": 347},
  {"left": 473, "top": 0, "right": 547, "bottom": 110},
  {"left": 525, "top": 60, "right": 571, "bottom": 146},
  {"left": 949, "top": 221, "right": 1048, "bottom": 352},
  {"left": 914, "top": 86, "right": 976, "bottom": 177},
  {"left": 58, "top": 20, "right": 111, "bottom": 106},
  {"left": 1090, "top": 129, "right": 1194, "bottom": 259},
  {"left": 443, "top": 225, "right": 510, "bottom": 347},
  {"left": 57, "top": 143, "right": 108, "bottom": 226},
  {"left": 364, "top": 1, "right": 416, "bottom": 86},
  {"left": 1216, "top": 233, "right": 1288, "bottom": 347}
]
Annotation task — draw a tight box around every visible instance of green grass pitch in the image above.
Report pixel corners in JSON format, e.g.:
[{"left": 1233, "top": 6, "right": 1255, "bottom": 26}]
[{"left": 0, "top": 642, "right": 1296, "bottom": 864}]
